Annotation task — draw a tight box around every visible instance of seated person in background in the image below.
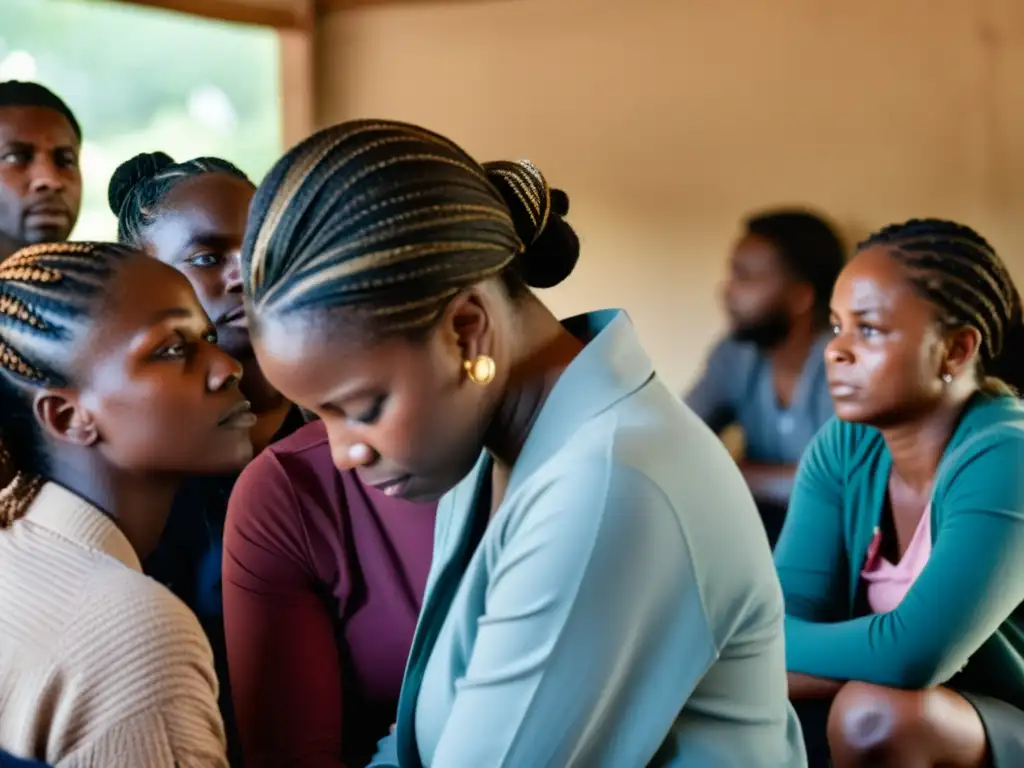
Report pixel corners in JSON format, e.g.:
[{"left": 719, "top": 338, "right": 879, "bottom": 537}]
[
  {"left": 239, "top": 121, "right": 805, "bottom": 767},
  {"left": 108, "top": 151, "right": 309, "bottom": 764},
  {"left": 686, "top": 209, "right": 844, "bottom": 544},
  {"left": 0, "top": 242, "right": 253, "bottom": 766},
  {"left": 776, "top": 219, "right": 1024, "bottom": 767}
]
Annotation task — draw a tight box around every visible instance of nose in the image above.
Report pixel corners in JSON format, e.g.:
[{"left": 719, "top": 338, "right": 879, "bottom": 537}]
[
  {"left": 224, "top": 250, "right": 243, "bottom": 295},
  {"left": 325, "top": 423, "right": 375, "bottom": 472},
  {"left": 825, "top": 331, "right": 853, "bottom": 365},
  {"left": 29, "top": 156, "right": 65, "bottom": 194},
  {"left": 207, "top": 345, "right": 244, "bottom": 393}
]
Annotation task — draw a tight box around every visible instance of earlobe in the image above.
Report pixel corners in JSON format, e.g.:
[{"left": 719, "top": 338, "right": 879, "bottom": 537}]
[{"left": 33, "top": 391, "right": 99, "bottom": 447}]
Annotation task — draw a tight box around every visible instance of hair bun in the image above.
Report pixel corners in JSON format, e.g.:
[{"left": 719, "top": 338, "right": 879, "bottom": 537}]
[
  {"left": 484, "top": 160, "right": 580, "bottom": 289},
  {"left": 107, "top": 151, "right": 175, "bottom": 216}
]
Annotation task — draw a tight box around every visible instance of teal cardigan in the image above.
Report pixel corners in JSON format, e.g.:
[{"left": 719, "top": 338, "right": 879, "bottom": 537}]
[{"left": 775, "top": 394, "right": 1024, "bottom": 708}]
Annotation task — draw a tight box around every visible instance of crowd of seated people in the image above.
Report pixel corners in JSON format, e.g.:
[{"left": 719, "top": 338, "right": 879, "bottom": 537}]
[{"left": 0, "top": 79, "right": 1021, "bottom": 768}]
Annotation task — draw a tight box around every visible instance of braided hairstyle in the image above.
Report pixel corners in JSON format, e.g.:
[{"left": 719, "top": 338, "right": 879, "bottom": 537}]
[
  {"left": 0, "top": 242, "right": 139, "bottom": 526},
  {"left": 744, "top": 209, "right": 846, "bottom": 326},
  {"left": 859, "top": 218, "right": 1024, "bottom": 396},
  {"left": 242, "top": 120, "right": 579, "bottom": 336},
  {"left": 108, "top": 152, "right": 251, "bottom": 246}
]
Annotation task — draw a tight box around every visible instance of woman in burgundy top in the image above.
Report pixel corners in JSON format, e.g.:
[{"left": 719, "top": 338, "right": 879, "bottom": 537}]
[{"left": 223, "top": 419, "right": 436, "bottom": 767}]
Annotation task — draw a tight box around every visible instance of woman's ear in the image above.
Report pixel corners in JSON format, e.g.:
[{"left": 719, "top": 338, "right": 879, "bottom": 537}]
[
  {"left": 441, "top": 287, "right": 494, "bottom": 363},
  {"left": 943, "top": 325, "right": 983, "bottom": 379},
  {"left": 33, "top": 389, "right": 99, "bottom": 448}
]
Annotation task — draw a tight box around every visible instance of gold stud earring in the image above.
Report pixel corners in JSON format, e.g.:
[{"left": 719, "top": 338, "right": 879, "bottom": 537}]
[{"left": 464, "top": 354, "right": 496, "bottom": 386}]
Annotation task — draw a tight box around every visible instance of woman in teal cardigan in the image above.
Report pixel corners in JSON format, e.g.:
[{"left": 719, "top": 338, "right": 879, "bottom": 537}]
[
  {"left": 237, "top": 121, "right": 806, "bottom": 766},
  {"left": 775, "top": 218, "right": 1024, "bottom": 767}
]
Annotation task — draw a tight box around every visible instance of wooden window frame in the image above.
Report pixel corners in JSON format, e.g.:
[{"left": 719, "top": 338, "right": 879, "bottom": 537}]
[{"left": 111, "top": 0, "right": 316, "bottom": 145}]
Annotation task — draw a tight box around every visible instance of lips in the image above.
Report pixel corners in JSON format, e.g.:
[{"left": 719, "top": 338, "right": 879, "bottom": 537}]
[
  {"left": 828, "top": 382, "right": 859, "bottom": 398},
  {"left": 371, "top": 474, "right": 412, "bottom": 498},
  {"left": 218, "top": 399, "right": 257, "bottom": 428},
  {"left": 25, "top": 204, "right": 71, "bottom": 225},
  {"left": 217, "top": 306, "right": 248, "bottom": 328}
]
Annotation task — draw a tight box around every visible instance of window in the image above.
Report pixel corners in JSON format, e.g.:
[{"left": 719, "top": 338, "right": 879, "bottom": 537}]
[{"left": 0, "top": 0, "right": 282, "bottom": 239}]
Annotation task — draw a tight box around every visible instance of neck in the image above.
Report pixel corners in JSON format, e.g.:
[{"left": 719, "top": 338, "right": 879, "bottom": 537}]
[
  {"left": 240, "top": 357, "right": 284, "bottom": 413},
  {"left": 881, "top": 390, "right": 976, "bottom": 493},
  {"left": 767, "top": 318, "right": 819, "bottom": 373},
  {"left": 0, "top": 231, "right": 23, "bottom": 261},
  {"left": 240, "top": 357, "right": 292, "bottom": 453},
  {"left": 484, "top": 300, "right": 583, "bottom": 481},
  {"left": 45, "top": 449, "right": 178, "bottom": 560}
]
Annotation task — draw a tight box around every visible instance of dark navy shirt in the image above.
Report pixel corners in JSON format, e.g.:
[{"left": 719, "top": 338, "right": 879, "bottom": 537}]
[{"left": 144, "top": 405, "right": 307, "bottom": 767}]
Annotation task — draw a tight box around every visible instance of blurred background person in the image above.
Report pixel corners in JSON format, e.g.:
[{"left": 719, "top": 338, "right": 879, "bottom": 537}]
[{"left": 686, "top": 209, "right": 845, "bottom": 545}]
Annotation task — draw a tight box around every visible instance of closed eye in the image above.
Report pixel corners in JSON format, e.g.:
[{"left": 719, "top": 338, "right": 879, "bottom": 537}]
[{"left": 351, "top": 395, "right": 385, "bottom": 425}]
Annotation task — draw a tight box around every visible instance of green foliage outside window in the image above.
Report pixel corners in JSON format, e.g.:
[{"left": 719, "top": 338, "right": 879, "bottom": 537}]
[{"left": 0, "top": 0, "right": 281, "bottom": 239}]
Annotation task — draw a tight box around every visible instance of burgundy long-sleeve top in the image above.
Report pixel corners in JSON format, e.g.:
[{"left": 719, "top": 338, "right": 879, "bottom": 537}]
[{"left": 222, "top": 420, "right": 436, "bottom": 767}]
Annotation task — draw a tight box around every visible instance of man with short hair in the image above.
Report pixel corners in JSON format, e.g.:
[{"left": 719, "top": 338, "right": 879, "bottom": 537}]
[
  {"left": 0, "top": 81, "right": 82, "bottom": 260},
  {"left": 0, "top": 81, "right": 81, "bottom": 491},
  {"left": 686, "top": 209, "right": 846, "bottom": 544}
]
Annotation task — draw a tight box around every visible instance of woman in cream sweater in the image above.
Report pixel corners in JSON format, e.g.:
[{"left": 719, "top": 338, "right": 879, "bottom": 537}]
[{"left": 0, "top": 242, "right": 254, "bottom": 766}]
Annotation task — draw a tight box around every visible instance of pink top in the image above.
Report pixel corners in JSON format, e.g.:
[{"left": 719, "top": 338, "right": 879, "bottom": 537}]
[{"left": 860, "top": 504, "right": 933, "bottom": 614}]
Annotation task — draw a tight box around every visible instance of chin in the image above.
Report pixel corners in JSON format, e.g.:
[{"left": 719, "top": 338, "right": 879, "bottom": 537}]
[
  {"left": 193, "top": 437, "right": 255, "bottom": 475},
  {"left": 25, "top": 226, "right": 72, "bottom": 245},
  {"left": 832, "top": 401, "right": 887, "bottom": 427}
]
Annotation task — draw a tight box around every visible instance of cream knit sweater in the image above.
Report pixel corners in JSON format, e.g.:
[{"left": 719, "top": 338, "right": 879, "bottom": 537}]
[{"left": 0, "top": 483, "right": 227, "bottom": 767}]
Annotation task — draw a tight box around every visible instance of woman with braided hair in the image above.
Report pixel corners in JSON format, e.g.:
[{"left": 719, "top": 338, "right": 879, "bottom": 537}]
[
  {"left": 0, "top": 242, "right": 255, "bottom": 766},
  {"left": 236, "top": 120, "right": 803, "bottom": 767},
  {"left": 107, "top": 150, "right": 313, "bottom": 766},
  {"left": 776, "top": 219, "right": 1024, "bottom": 766}
]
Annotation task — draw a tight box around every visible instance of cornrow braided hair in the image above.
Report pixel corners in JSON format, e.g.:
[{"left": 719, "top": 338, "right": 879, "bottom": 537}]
[
  {"left": 859, "top": 218, "right": 1024, "bottom": 395},
  {"left": 108, "top": 151, "right": 251, "bottom": 246},
  {"left": 0, "top": 242, "right": 139, "bottom": 526},
  {"left": 243, "top": 120, "right": 579, "bottom": 336}
]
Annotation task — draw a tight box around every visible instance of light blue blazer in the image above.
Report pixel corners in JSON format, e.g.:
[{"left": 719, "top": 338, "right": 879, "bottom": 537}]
[{"left": 371, "top": 310, "right": 805, "bottom": 767}]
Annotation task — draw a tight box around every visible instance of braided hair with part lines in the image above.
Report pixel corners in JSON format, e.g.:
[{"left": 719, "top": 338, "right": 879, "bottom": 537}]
[
  {"left": 108, "top": 151, "right": 251, "bottom": 246},
  {"left": 0, "top": 242, "right": 138, "bottom": 526},
  {"left": 242, "top": 120, "right": 580, "bottom": 338},
  {"left": 858, "top": 218, "right": 1024, "bottom": 396}
]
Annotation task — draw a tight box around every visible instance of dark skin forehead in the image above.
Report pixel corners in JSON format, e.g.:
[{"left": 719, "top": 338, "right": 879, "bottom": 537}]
[
  {"left": 145, "top": 173, "right": 253, "bottom": 258},
  {"left": 830, "top": 245, "right": 935, "bottom": 326},
  {"left": 731, "top": 233, "right": 788, "bottom": 276},
  {"left": 0, "top": 106, "right": 79, "bottom": 152}
]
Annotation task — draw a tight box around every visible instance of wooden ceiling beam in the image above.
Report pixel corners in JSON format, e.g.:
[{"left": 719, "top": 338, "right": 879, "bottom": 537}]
[{"left": 113, "top": 0, "right": 313, "bottom": 29}]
